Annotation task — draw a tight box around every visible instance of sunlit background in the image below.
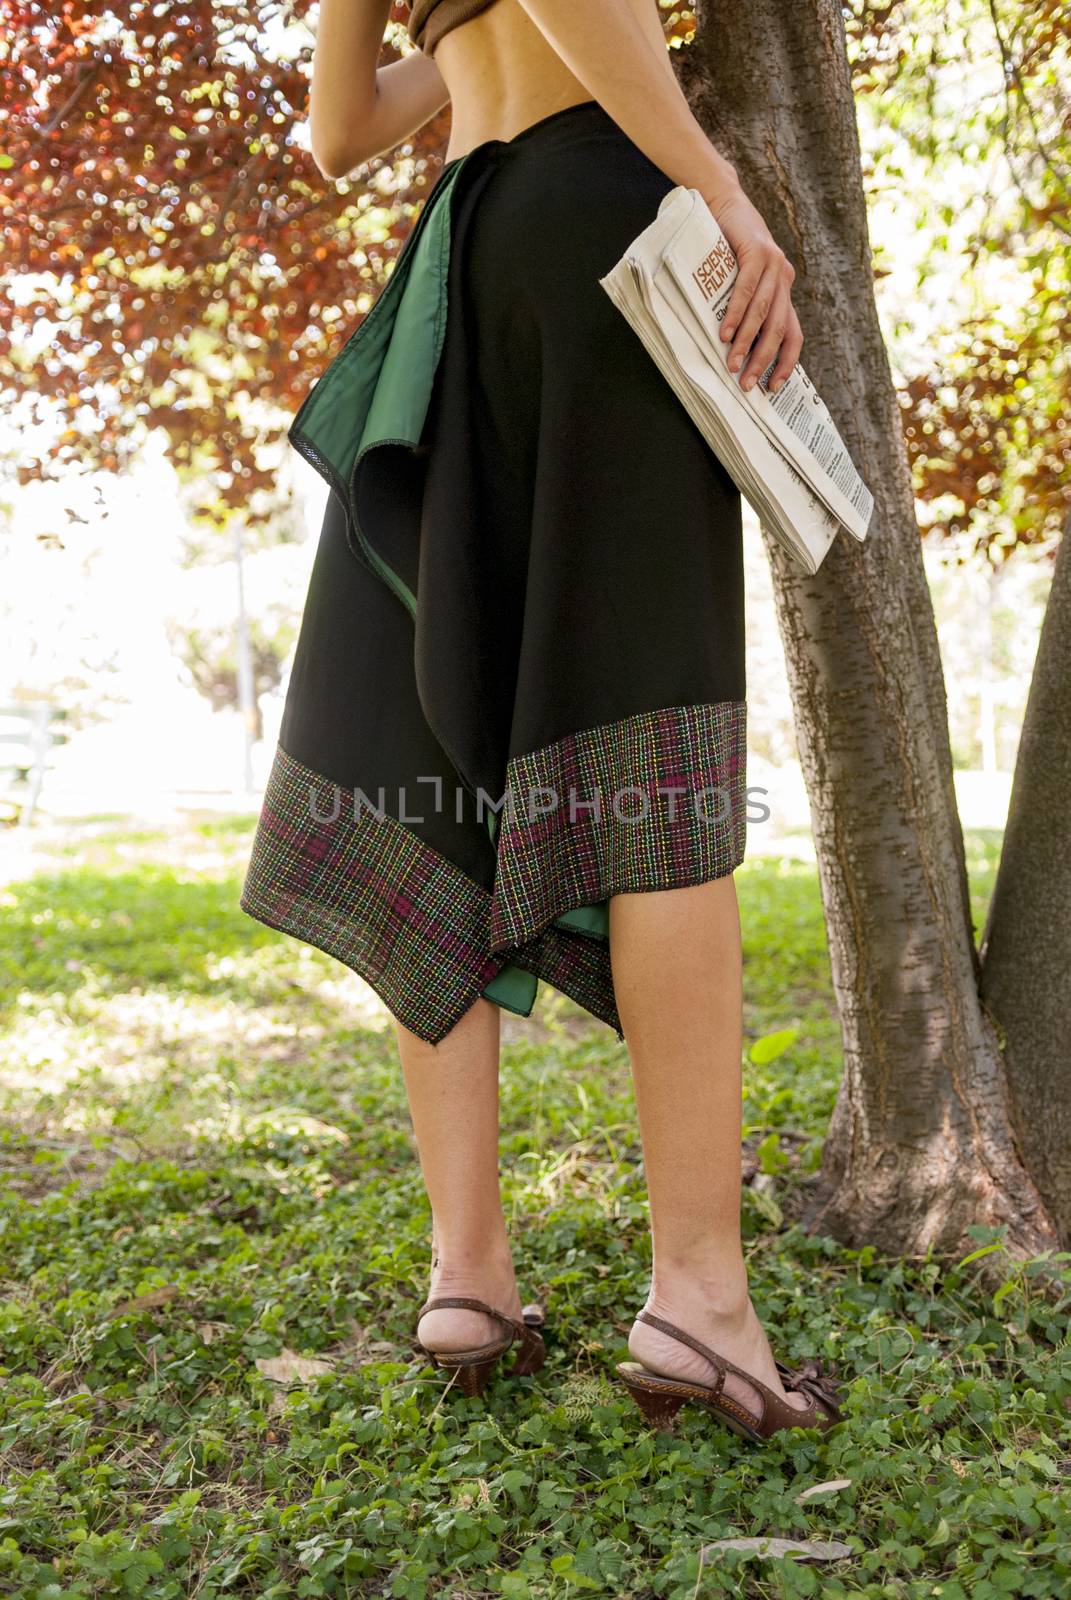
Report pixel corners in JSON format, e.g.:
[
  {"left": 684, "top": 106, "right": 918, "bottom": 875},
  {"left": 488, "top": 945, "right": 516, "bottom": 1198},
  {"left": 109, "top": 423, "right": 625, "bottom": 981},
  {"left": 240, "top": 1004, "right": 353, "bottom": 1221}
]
[
  {"left": 1, "top": 8, "right": 1069, "bottom": 1589},
  {"left": 2, "top": 0, "right": 1067, "bottom": 985}
]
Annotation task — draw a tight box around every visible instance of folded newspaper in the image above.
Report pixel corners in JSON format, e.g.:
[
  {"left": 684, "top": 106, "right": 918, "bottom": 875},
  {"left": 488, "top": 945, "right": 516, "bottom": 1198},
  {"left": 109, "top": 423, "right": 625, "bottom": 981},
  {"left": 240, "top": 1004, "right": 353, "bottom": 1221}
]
[{"left": 599, "top": 185, "right": 873, "bottom": 574}]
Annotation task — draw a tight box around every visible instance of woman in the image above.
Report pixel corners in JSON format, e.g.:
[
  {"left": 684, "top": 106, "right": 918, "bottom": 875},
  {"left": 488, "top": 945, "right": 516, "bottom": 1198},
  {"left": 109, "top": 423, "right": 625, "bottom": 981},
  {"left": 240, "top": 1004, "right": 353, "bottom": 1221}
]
[{"left": 241, "top": 0, "right": 843, "bottom": 1442}]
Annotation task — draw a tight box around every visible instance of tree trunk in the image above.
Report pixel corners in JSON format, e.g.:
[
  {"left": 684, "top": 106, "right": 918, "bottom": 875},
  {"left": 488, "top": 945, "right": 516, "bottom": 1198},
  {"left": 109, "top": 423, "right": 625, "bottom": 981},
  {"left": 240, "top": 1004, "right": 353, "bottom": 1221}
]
[
  {"left": 680, "top": 0, "right": 1059, "bottom": 1256},
  {"left": 979, "top": 519, "right": 1071, "bottom": 1241}
]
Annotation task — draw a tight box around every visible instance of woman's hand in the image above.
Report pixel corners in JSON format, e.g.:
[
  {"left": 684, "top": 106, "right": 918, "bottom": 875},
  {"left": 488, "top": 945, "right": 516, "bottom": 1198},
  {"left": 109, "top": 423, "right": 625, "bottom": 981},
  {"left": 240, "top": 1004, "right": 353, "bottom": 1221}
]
[{"left": 700, "top": 186, "right": 803, "bottom": 396}]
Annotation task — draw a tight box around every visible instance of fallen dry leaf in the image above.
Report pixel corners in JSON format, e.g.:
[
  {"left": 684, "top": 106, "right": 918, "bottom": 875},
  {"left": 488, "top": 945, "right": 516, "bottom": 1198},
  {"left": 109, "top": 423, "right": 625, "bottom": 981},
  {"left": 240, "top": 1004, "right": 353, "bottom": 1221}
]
[
  {"left": 255, "top": 1349, "right": 336, "bottom": 1384},
  {"left": 794, "top": 1478, "right": 853, "bottom": 1504},
  {"left": 108, "top": 1286, "right": 179, "bottom": 1318},
  {"left": 198, "top": 1322, "right": 231, "bottom": 1346},
  {"left": 699, "top": 1537, "right": 852, "bottom": 1564},
  {"left": 244, "top": 1108, "right": 349, "bottom": 1144}
]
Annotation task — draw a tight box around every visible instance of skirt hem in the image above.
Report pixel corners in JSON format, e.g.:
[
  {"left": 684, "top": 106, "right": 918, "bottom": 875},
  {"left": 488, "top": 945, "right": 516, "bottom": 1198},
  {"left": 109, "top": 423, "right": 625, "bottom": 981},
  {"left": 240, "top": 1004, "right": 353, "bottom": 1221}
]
[
  {"left": 238, "top": 884, "right": 493, "bottom": 1047},
  {"left": 240, "top": 705, "right": 746, "bottom": 1046}
]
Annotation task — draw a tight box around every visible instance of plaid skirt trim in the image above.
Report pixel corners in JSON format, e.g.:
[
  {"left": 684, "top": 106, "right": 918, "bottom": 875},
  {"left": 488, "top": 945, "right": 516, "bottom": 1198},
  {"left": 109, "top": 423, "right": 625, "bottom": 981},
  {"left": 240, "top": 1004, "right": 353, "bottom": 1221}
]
[
  {"left": 488, "top": 700, "right": 747, "bottom": 951},
  {"left": 241, "top": 700, "right": 746, "bottom": 1044},
  {"left": 507, "top": 925, "right": 625, "bottom": 1037},
  {"left": 240, "top": 743, "right": 633, "bottom": 1043},
  {"left": 240, "top": 744, "right": 502, "bottom": 1043}
]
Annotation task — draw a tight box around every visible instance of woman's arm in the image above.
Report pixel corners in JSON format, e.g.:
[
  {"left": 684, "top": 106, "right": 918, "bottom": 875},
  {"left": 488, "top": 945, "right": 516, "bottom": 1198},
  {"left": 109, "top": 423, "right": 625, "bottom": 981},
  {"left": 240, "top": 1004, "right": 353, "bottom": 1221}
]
[
  {"left": 309, "top": 0, "right": 451, "bottom": 179},
  {"left": 513, "top": 0, "right": 803, "bottom": 392}
]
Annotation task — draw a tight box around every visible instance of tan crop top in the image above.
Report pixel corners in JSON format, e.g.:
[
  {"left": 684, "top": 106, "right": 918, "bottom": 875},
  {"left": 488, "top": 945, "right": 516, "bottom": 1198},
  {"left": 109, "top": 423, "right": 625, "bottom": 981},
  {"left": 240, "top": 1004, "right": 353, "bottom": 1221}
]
[{"left": 402, "top": 0, "right": 502, "bottom": 56}]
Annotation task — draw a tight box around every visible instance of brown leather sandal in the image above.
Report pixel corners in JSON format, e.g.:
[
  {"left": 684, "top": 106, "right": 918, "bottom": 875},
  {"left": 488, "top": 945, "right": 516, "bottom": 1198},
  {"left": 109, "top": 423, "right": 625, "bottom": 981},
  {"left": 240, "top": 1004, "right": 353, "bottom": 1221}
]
[
  {"left": 415, "top": 1295, "right": 547, "bottom": 1397},
  {"left": 617, "top": 1309, "right": 843, "bottom": 1442}
]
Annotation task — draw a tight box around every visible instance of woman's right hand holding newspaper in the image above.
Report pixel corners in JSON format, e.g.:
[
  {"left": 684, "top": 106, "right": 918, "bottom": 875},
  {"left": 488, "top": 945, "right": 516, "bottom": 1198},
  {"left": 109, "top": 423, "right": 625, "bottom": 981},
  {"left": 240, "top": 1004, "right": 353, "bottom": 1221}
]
[
  {"left": 510, "top": 0, "right": 805, "bottom": 402},
  {"left": 699, "top": 185, "right": 804, "bottom": 398}
]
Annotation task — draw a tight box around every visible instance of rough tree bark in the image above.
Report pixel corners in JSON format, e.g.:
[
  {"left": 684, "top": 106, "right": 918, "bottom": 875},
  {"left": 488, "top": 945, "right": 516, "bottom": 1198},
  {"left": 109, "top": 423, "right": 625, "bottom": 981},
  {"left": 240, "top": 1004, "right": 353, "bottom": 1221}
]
[
  {"left": 678, "top": 0, "right": 1060, "bottom": 1256},
  {"left": 979, "top": 517, "right": 1071, "bottom": 1243}
]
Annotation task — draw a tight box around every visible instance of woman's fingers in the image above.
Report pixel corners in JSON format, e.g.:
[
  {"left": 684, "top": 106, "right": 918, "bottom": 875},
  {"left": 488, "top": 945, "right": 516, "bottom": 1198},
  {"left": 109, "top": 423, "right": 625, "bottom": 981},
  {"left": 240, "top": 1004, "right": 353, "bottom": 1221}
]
[
  {"left": 724, "top": 259, "right": 782, "bottom": 381},
  {"left": 706, "top": 190, "right": 802, "bottom": 395},
  {"left": 740, "top": 283, "right": 796, "bottom": 391},
  {"left": 719, "top": 254, "right": 766, "bottom": 353},
  {"left": 768, "top": 307, "right": 804, "bottom": 394}
]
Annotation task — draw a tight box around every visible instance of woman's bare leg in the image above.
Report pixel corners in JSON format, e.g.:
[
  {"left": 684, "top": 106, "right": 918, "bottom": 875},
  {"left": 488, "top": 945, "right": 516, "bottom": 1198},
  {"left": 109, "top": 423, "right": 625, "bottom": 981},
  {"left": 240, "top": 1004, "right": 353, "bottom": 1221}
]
[
  {"left": 396, "top": 995, "right": 524, "bottom": 1353},
  {"left": 609, "top": 876, "right": 809, "bottom": 1417}
]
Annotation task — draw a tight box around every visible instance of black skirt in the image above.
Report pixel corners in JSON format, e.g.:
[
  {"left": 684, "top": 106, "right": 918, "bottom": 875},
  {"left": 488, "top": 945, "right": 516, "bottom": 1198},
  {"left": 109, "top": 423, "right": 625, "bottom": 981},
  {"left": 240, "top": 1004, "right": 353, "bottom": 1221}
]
[{"left": 241, "top": 99, "right": 746, "bottom": 1044}]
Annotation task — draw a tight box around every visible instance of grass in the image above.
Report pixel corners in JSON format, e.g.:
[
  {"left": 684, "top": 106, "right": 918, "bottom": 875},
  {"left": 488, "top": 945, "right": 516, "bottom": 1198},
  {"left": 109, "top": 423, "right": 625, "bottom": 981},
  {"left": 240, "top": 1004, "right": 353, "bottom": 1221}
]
[{"left": 0, "top": 816, "right": 1068, "bottom": 1599}]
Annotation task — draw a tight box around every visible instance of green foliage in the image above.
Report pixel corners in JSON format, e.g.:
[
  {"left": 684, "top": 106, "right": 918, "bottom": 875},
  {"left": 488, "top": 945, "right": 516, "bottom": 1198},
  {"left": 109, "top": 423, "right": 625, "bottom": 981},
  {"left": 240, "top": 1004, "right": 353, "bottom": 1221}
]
[
  {"left": 1, "top": 819, "right": 1069, "bottom": 1598},
  {"left": 850, "top": 0, "right": 1070, "bottom": 554}
]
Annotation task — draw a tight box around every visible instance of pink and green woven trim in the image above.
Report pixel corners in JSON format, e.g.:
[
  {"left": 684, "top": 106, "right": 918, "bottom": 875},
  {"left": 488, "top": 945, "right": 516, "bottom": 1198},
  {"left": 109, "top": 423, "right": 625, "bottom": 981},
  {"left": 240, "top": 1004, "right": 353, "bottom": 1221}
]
[
  {"left": 489, "top": 701, "right": 746, "bottom": 950},
  {"left": 240, "top": 745, "right": 503, "bottom": 1043},
  {"left": 240, "top": 700, "right": 746, "bottom": 1044}
]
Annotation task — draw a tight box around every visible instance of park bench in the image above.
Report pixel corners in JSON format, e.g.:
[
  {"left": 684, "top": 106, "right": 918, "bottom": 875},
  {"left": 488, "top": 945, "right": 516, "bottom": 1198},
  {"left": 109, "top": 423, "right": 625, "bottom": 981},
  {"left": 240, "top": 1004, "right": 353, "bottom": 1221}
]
[{"left": 0, "top": 702, "right": 69, "bottom": 827}]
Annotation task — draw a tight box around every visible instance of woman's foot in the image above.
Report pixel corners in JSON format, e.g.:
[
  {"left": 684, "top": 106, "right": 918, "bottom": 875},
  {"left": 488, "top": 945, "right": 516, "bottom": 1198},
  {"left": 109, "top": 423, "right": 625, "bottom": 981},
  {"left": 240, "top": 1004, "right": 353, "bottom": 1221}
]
[
  {"left": 416, "top": 1242, "right": 525, "bottom": 1355},
  {"left": 628, "top": 1264, "right": 812, "bottom": 1422}
]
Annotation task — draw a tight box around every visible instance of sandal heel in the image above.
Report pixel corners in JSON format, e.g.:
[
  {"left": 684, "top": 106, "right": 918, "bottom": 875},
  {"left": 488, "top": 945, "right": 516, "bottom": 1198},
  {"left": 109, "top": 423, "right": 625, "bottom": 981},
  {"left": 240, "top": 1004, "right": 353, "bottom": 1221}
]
[
  {"left": 510, "top": 1328, "right": 546, "bottom": 1378},
  {"left": 617, "top": 1368, "right": 688, "bottom": 1430},
  {"left": 435, "top": 1352, "right": 502, "bottom": 1396},
  {"left": 415, "top": 1293, "right": 548, "bottom": 1398}
]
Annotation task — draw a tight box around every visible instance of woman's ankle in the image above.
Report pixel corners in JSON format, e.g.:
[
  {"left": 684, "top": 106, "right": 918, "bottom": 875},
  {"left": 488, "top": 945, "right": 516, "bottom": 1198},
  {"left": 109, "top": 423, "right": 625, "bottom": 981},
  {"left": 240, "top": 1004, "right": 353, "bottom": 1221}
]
[
  {"left": 420, "top": 1238, "right": 523, "bottom": 1344},
  {"left": 647, "top": 1249, "right": 750, "bottom": 1320},
  {"left": 429, "top": 1237, "right": 517, "bottom": 1284},
  {"left": 429, "top": 1228, "right": 512, "bottom": 1267}
]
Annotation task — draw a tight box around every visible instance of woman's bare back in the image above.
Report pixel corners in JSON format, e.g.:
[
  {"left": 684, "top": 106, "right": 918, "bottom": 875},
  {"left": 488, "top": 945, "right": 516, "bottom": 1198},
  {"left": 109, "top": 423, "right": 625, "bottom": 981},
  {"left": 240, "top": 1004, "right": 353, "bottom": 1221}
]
[
  {"left": 309, "top": 0, "right": 804, "bottom": 395},
  {"left": 428, "top": 0, "right": 676, "bottom": 164}
]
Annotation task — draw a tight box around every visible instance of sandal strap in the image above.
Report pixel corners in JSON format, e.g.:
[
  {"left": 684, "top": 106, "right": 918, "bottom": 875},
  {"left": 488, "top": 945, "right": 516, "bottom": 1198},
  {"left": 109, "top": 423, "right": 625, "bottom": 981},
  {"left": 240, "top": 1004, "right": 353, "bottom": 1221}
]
[
  {"left": 636, "top": 1309, "right": 833, "bottom": 1434},
  {"left": 417, "top": 1295, "right": 546, "bottom": 1349},
  {"left": 636, "top": 1310, "right": 726, "bottom": 1397},
  {"left": 418, "top": 1295, "right": 518, "bottom": 1330}
]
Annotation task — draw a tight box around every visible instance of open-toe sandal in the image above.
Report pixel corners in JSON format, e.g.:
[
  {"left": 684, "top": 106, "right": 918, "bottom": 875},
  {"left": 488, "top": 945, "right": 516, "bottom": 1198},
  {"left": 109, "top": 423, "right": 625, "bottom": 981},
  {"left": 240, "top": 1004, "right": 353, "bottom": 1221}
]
[
  {"left": 415, "top": 1295, "right": 547, "bottom": 1397},
  {"left": 616, "top": 1308, "right": 843, "bottom": 1442}
]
